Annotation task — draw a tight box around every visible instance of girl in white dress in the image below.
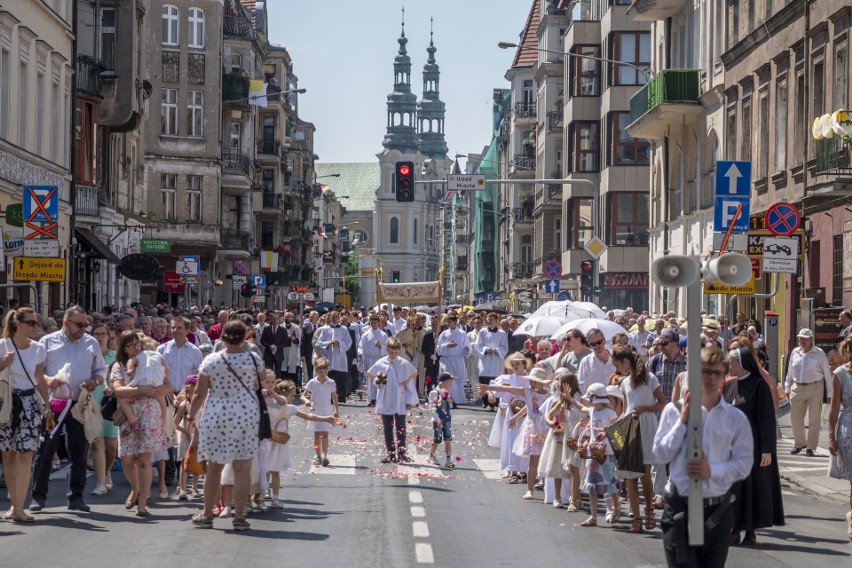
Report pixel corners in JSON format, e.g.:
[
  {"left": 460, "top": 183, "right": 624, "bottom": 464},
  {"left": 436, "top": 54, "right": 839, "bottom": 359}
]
[
  {"left": 540, "top": 372, "right": 584, "bottom": 509},
  {"left": 301, "top": 358, "right": 339, "bottom": 466}
]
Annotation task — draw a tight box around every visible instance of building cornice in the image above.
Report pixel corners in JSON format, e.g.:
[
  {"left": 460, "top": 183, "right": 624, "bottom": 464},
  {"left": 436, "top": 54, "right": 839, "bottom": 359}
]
[{"left": 721, "top": 0, "right": 805, "bottom": 69}]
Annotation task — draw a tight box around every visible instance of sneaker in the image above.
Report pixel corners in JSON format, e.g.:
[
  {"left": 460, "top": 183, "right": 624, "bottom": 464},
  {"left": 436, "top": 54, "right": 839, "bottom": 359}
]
[
  {"left": 178, "top": 491, "right": 189, "bottom": 502},
  {"left": 270, "top": 499, "right": 284, "bottom": 509},
  {"left": 191, "top": 513, "right": 213, "bottom": 529},
  {"left": 253, "top": 501, "right": 267, "bottom": 512},
  {"left": 321, "top": 457, "right": 330, "bottom": 467},
  {"left": 232, "top": 518, "right": 251, "bottom": 531},
  {"left": 427, "top": 454, "right": 439, "bottom": 465},
  {"left": 29, "top": 497, "right": 45, "bottom": 513},
  {"left": 91, "top": 483, "right": 108, "bottom": 496},
  {"left": 522, "top": 491, "right": 535, "bottom": 500},
  {"left": 218, "top": 506, "right": 232, "bottom": 519},
  {"left": 105, "top": 474, "right": 113, "bottom": 491},
  {"left": 67, "top": 499, "right": 91, "bottom": 512},
  {"left": 553, "top": 500, "right": 564, "bottom": 509},
  {"left": 445, "top": 457, "right": 455, "bottom": 469},
  {"left": 312, "top": 457, "right": 322, "bottom": 466}
]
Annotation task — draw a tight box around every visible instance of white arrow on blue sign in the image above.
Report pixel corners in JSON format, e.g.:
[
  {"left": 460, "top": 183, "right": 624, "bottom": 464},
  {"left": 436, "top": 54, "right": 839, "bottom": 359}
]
[
  {"left": 545, "top": 279, "right": 560, "bottom": 294},
  {"left": 715, "top": 161, "right": 751, "bottom": 196}
]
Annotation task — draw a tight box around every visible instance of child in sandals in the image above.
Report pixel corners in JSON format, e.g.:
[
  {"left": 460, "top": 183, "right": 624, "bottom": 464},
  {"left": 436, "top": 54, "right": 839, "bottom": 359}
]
[
  {"left": 121, "top": 337, "right": 168, "bottom": 434},
  {"left": 427, "top": 374, "right": 455, "bottom": 468}
]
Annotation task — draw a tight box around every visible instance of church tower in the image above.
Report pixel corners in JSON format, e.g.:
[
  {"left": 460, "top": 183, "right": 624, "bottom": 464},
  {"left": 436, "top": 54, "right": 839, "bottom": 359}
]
[
  {"left": 382, "top": 16, "right": 419, "bottom": 153},
  {"left": 417, "top": 24, "right": 448, "bottom": 159}
]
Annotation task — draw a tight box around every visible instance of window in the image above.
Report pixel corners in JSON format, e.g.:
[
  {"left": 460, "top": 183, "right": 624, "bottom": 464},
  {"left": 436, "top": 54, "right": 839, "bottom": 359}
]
[
  {"left": 353, "top": 229, "right": 368, "bottom": 246},
  {"left": 570, "top": 198, "right": 593, "bottom": 248},
  {"left": 36, "top": 69, "right": 44, "bottom": 154},
  {"left": 389, "top": 217, "right": 399, "bottom": 244},
  {"left": 833, "top": 235, "right": 843, "bottom": 304},
  {"left": 554, "top": 217, "right": 562, "bottom": 251},
  {"left": 186, "top": 90, "right": 203, "bottom": 137},
  {"left": 413, "top": 217, "right": 418, "bottom": 244},
  {"left": 775, "top": 76, "right": 787, "bottom": 172},
  {"left": 609, "top": 192, "right": 649, "bottom": 245},
  {"left": 794, "top": 71, "right": 805, "bottom": 166},
  {"left": 19, "top": 60, "right": 27, "bottom": 147},
  {"left": 230, "top": 121, "right": 240, "bottom": 148},
  {"left": 703, "top": 135, "right": 717, "bottom": 209},
  {"left": 187, "top": 175, "right": 202, "bottom": 221},
  {"left": 161, "top": 174, "right": 176, "bottom": 220},
  {"left": 610, "top": 111, "right": 649, "bottom": 165},
  {"left": 0, "top": 47, "right": 9, "bottom": 139},
  {"left": 188, "top": 8, "right": 204, "bottom": 49},
  {"left": 521, "top": 235, "right": 532, "bottom": 264},
  {"left": 728, "top": 1, "right": 739, "bottom": 48},
  {"left": 571, "top": 46, "right": 600, "bottom": 97},
  {"left": 740, "top": 95, "right": 751, "bottom": 161},
  {"left": 757, "top": 89, "right": 769, "bottom": 179},
  {"left": 261, "top": 116, "right": 275, "bottom": 152},
  {"left": 261, "top": 222, "right": 274, "bottom": 248},
  {"left": 161, "top": 88, "right": 177, "bottom": 135},
  {"left": 611, "top": 32, "right": 650, "bottom": 86},
  {"left": 812, "top": 59, "right": 825, "bottom": 117},
  {"left": 51, "top": 81, "right": 59, "bottom": 162},
  {"left": 101, "top": 8, "right": 116, "bottom": 70},
  {"left": 230, "top": 53, "right": 241, "bottom": 74},
  {"left": 75, "top": 100, "right": 96, "bottom": 183},
  {"left": 262, "top": 168, "right": 274, "bottom": 192},
  {"left": 834, "top": 42, "right": 848, "bottom": 110},
  {"left": 522, "top": 79, "right": 534, "bottom": 105},
  {"left": 162, "top": 5, "right": 179, "bottom": 46},
  {"left": 571, "top": 121, "right": 599, "bottom": 172}
]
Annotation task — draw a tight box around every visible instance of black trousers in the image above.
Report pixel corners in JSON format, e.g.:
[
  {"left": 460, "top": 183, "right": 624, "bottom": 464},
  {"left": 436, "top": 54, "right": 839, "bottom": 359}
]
[
  {"left": 381, "top": 414, "right": 407, "bottom": 456},
  {"left": 32, "top": 405, "right": 88, "bottom": 502},
  {"left": 479, "top": 376, "right": 497, "bottom": 408},
  {"left": 264, "top": 357, "right": 283, "bottom": 379},
  {"left": 661, "top": 498, "right": 735, "bottom": 568},
  {"left": 328, "top": 370, "right": 350, "bottom": 402}
]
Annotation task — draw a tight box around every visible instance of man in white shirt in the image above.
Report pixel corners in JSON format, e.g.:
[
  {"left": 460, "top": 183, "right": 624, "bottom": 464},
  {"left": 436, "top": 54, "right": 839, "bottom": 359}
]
[
  {"left": 359, "top": 314, "right": 388, "bottom": 406},
  {"left": 314, "top": 311, "right": 353, "bottom": 402},
  {"left": 389, "top": 306, "right": 407, "bottom": 336},
  {"left": 437, "top": 314, "right": 471, "bottom": 407},
  {"left": 632, "top": 316, "right": 651, "bottom": 356},
  {"left": 653, "top": 346, "right": 753, "bottom": 568},
  {"left": 475, "top": 312, "right": 508, "bottom": 409},
  {"left": 576, "top": 329, "right": 615, "bottom": 394},
  {"left": 784, "top": 328, "right": 833, "bottom": 456}
]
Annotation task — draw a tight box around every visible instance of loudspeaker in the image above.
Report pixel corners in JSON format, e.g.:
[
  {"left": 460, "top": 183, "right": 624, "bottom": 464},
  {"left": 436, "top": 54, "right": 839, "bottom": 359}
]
[
  {"left": 702, "top": 253, "right": 752, "bottom": 286},
  {"left": 650, "top": 255, "right": 701, "bottom": 287}
]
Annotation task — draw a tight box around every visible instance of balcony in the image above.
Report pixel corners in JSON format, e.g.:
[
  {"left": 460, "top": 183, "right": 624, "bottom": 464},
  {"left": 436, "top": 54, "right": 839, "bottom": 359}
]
[
  {"left": 261, "top": 193, "right": 281, "bottom": 209},
  {"left": 286, "top": 138, "right": 311, "bottom": 152},
  {"left": 76, "top": 55, "right": 105, "bottom": 98},
  {"left": 224, "top": 15, "right": 255, "bottom": 39},
  {"left": 513, "top": 203, "right": 533, "bottom": 223},
  {"left": 514, "top": 102, "right": 536, "bottom": 121},
  {"left": 220, "top": 228, "right": 252, "bottom": 250},
  {"left": 257, "top": 139, "right": 280, "bottom": 156},
  {"left": 629, "top": 0, "right": 688, "bottom": 22},
  {"left": 568, "top": 1, "right": 600, "bottom": 26},
  {"left": 222, "top": 72, "right": 249, "bottom": 105},
  {"left": 221, "top": 148, "right": 252, "bottom": 177},
  {"left": 513, "top": 262, "right": 534, "bottom": 279},
  {"left": 814, "top": 137, "right": 852, "bottom": 176},
  {"left": 626, "top": 69, "right": 703, "bottom": 140},
  {"left": 513, "top": 154, "right": 536, "bottom": 171},
  {"left": 75, "top": 183, "right": 101, "bottom": 217}
]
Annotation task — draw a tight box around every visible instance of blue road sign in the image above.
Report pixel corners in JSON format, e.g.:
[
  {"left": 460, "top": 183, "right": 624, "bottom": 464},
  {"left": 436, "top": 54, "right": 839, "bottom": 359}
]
[
  {"left": 557, "top": 291, "right": 570, "bottom": 301},
  {"left": 545, "top": 279, "right": 560, "bottom": 294},
  {"left": 252, "top": 274, "right": 266, "bottom": 288},
  {"left": 715, "top": 161, "right": 751, "bottom": 196},
  {"left": 543, "top": 260, "right": 562, "bottom": 279},
  {"left": 23, "top": 185, "right": 59, "bottom": 222},
  {"left": 714, "top": 196, "right": 750, "bottom": 233}
]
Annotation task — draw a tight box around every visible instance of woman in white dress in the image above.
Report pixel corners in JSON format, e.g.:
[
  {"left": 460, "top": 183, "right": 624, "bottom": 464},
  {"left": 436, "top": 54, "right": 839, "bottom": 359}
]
[
  {"left": 188, "top": 320, "right": 261, "bottom": 531},
  {"left": 828, "top": 336, "right": 852, "bottom": 540}
]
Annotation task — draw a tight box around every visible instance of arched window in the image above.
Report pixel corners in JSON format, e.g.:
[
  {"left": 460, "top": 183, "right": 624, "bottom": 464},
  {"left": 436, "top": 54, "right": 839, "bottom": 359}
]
[
  {"left": 390, "top": 217, "right": 399, "bottom": 244},
  {"left": 188, "top": 8, "right": 204, "bottom": 48},
  {"left": 162, "top": 5, "right": 179, "bottom": 46}
]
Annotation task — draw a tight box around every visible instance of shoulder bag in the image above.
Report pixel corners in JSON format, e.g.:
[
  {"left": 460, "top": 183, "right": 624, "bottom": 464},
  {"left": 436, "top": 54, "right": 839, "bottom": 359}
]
[
  {"left": 11, "top": 338, "right": 47, "bottom": 432},
  {"left": 222, "top": 351, "right": 272, "bottom": 440}
]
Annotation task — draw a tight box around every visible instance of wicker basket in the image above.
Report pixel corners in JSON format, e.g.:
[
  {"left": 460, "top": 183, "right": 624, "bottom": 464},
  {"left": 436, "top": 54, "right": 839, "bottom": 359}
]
[
  {"left": 270, "top": 430, "right": 290, "bottom": 445},
  {"left": 565, "top": 437, "right": 579, "bottom": 451},
  {"left": 589, "top": 443, "right": 606, "bottom": 459},
  {"left": 552, "top": 427, "right": 565, "bottom": 436}
]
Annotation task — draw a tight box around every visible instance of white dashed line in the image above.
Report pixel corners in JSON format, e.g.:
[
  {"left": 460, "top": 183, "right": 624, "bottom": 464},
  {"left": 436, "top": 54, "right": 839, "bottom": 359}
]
[
  {"left": 410, "top": 505, "right": 426, "bottom": 517},
  {"left": 412, "top": 521, "right": 430, "bottom": 537},
  {"left": 409, "top": 490, "right": 423, "bottom": 504},
  {"left": 415, "top": 542, "right": 434, "bottom": 564},
  {"left": 408, "top": 475, "right": 421, "bottom": 485}
]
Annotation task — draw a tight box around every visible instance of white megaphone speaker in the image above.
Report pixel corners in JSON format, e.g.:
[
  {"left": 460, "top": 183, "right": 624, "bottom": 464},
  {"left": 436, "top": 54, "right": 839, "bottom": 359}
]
[
  {"left": 650, "top": 255, "right": 701, "bottom": 287},
  {"left": 702, "top": 253, "right": 752, "bottom": 286}
]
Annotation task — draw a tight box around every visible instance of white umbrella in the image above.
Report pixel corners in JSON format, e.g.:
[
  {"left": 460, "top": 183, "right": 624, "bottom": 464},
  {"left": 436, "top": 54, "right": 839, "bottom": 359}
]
[
  {"left": 530, "top": 300, "right": 607, "bottom": 320},
  {"left": 549, "top": 318, "right": 634, "bottom": 344},
  {"left": 514, "top": 315, "right": 570, "bottom": 338}
]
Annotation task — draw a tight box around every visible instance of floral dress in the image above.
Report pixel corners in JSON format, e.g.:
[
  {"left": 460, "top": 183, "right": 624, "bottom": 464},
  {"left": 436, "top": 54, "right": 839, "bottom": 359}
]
[
  {"left": 830, "top": 365, "right": 852, "bottom": 481},
  {"left": 112, "top": 363, "right": 168, "bottom": 458},
  {"left": 581, "top": 406, "right": 619, "bottom": 496}
]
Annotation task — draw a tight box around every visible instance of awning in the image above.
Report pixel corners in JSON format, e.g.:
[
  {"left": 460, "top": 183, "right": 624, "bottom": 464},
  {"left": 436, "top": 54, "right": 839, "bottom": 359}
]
[{"left": 75, "top": 228, "right": 120, "bottom": 264}]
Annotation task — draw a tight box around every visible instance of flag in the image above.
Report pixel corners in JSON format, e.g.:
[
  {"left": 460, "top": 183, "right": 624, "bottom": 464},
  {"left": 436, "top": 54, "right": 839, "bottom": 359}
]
[
  {"left": 248, "top": 80, "right": 267, "bottom": 108},
  {"left": 259, "top": 251, "right": 278, "bottom": 271},
  {"left": 316, "top": 226, "right": 327, "bottom": 238}
]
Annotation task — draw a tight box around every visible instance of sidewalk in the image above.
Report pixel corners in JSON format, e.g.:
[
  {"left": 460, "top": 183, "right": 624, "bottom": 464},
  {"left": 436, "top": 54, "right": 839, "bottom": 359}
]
[{"left": 775, "top": 410, "right": 849, "bottom": 500}]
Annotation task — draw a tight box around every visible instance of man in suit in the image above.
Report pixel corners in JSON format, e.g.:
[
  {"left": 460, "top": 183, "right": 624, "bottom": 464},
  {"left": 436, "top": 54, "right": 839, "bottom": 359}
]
[
  {"left": 280, "top": 311, "right": 302, "bottom": 385},
  {"left": 260, "top": 311, "right": 287, "bottom": 379},
  {"left": 421, "top": 316, "right": 443, "bottom": 397},
  {"left": 301, "top": 310, "right": 319, "bottom": 385}
]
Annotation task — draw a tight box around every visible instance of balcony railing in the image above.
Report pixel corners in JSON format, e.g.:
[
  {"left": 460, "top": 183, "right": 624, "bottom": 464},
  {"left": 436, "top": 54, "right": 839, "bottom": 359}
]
[
  {"left": 221, "top": 149, "right": 252, "bottom": 177},
  {"left": 262, "top": 193, "right": 281, "bottom": 209},
  {"left": 514, "top": 102, "right": 537, "bottom": 119},
  {"left": 513, "top": 262, "right": 535, "bottom": 279},
  {"left": 287, "top": 138, "right": 311, "bottom": 152},
  {"left": 76, "top": 55, "right": 105, "bottom": 98},
  {"left": 75, "top": 183, "right": 100, "bottom": 217},
  {"left": 547, "top": 110, "right": 562, "bottom": 132},
  {"left": 257, "top": 139, "right": 280, "bottom": 156},
  {"left": 514, "top": 154, "right": 536, "bottom": 171},
  {"left": 814, "top": 137, "right": 852, "bottom": 175},
  {"left": 629, "top": 69, "right": 701, "bottom": 125},
  {"left": 220, "top": 228, "right": 252, "bottom": 250},
  {"left": 222, "top": 73, "right": 249, "bottom": 104},
  {"left": 513, "top": 204, "right": 533, "bottom": 223},
  {"left": 224, "top": 15, "right": 255, "bottom": 39}
]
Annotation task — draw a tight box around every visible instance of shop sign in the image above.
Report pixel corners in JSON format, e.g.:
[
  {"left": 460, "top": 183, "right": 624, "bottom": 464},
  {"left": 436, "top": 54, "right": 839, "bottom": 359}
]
[{"left": 604, "top": 273, "right": 649, "bottom": 289}]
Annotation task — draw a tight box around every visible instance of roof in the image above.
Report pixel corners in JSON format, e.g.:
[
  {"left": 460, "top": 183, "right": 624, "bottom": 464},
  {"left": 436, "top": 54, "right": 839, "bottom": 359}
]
[
  {"left": 314, "top": 162, "right": 380, "bottom": 213},
  {"left": 512, "top": 0, "right": 540, "bottom": 68}
]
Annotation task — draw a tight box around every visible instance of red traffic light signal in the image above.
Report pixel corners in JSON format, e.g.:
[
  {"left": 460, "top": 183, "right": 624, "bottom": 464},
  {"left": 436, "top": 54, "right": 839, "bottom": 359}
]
[
  {"left": 399, "top": 164, "right": 410, "bottom": 176},
  {"left": 580, "top": 261, "right": 593, "bottom": 273},
  {"left": 395, "top": 161, "right": 414, "bottom": 202}
]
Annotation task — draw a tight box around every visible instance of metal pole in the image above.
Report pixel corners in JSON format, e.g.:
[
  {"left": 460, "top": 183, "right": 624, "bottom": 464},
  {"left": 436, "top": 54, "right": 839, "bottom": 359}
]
[{"left": 685, "top": 280, "right": 704, "bottom": 546}]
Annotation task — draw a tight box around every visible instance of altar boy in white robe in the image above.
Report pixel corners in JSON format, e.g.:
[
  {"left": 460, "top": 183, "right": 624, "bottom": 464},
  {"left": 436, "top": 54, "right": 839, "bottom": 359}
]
[
  {"left": 358, "top": 314, "right": 388, "bottom": 406},
  {"left": 314, "top": 311, "right": 353, "bottom": 402},
  {"left": 437, "top": 314, "right": 471, "bottom": 407},
  {"left": 475, "top": 312, "right": 509, "bottom": 410}
]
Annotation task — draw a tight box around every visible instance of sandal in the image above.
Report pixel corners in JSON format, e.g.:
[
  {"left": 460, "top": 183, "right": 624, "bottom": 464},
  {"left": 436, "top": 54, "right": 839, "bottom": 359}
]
[
  {"left": 742, "top": 529, "right": 756, "bottom": 545},
  {"left": 730, "top": 531, "right": 741, "bottom": 545},
  {"left": 124, "top": 495, "right": 138, "bottom": 510},
  {"left": 232, "top": 517, "right": 251, "bottom": 531},
  {"left": 522, "top": 490, "right": 535, "bottom": 500},
  {"left": 644, "top": 506, "right": 656, "bottom": 530},
  {"left": 580, "top": 516, "right": 597, "bottom": 527},
  {"left": 508, "top": 474, "right": 521, "bottom": 484},
  {"left": 11, "top": 514, "right": 35, "bottom": 523},
  {"left": 1, "top": 509, "right": 13, "bottom": 520},
  {"left": 629, "top": 519, "right": 643, "bottom": 533},
  {"left": 566, "top": 500, "right": 579, "bottom": 513},
  {"left": 191, "top": 513, "right": 213, "bottom": 529}
]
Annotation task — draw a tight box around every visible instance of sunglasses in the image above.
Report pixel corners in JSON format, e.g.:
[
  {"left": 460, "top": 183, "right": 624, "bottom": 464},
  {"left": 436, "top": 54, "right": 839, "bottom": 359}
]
[
  {"left": 67, "top": 320, "right": 88, "bottom": 329},
  {"left": 658, "top": 341, "right": 670, "bottom": 347},
  {"left": 589, "top": 339, "right": 605, "bottom": 347},
  {"left": 21, "top": 320, "right": 39, "bottom": 327}
]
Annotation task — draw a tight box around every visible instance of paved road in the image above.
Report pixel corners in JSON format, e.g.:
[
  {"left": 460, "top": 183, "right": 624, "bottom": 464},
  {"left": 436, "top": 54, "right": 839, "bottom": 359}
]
[{"left": 2, "top": 403, "right": 850, "bottom": 567}]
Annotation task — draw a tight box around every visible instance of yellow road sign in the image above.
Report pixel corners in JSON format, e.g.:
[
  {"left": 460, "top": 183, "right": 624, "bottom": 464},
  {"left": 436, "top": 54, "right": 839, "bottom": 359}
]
[
  {"left": 13, "top": 256, "right": 66, "bottom": 282},
  {"left": 704, "top": 273, "right": 755, "bottom": 295}
]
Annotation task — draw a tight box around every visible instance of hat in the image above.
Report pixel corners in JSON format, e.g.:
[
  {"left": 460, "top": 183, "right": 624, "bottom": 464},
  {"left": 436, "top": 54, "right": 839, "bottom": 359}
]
[
  {"left": 702, "top": 321, "right": 719, "bottom": 331},
  {"left": 199, "top": 343, "right": 213, "bottom": 352},
  {"left": 796, "top": 328, "right": 814, "bottom": 339},
  {"left": 437, "top": 373, "right": 454, "bottom": 382},
  {"left": 605, "top": 385, "right": 624, "bottom": 401},
  {"left": 660, "top": 328, "right": 680, "bottom": 343},
  {"left": 529, "top": 367, "right": 549, "bottom": 380},
  {"left": 184, "top": 375, "right": 198, "bottom": 385},
  {"left": 747, "top": 325, "right": 757, "bottom": 333},
  {"left": 679, "top": 337, "right": 688, "bottom": 350},
  {"left": 584, "top": 383, "right": 609, "bottom": 403}
]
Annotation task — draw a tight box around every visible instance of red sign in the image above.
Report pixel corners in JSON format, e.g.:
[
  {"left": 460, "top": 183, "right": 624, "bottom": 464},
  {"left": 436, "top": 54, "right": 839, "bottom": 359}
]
[
  {"left": 603, "top": 272, "right": 650, "bottom": 289},
  {"left": 164, "top": 271, "right": 184, "bottom": 293},
  {"left": 765, "top": 202, "right": 801, "bottom": 237},
  {"left": 751, "top": 258, "right": 761, "bottom": 279}
]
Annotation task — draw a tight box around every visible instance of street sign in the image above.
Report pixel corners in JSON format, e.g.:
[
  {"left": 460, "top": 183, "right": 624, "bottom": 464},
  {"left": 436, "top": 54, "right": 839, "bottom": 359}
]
[
  {"left": 545, "top": 279, "right": 560, "bottom": 294},
  {"left": 751, "top": 258, "right": 761, "bottom": 279},
  {"left": 253, "top": 294, "right": 266, "bottom": 303},
  {"left": 252, "top": 274, "right": 266, "bottom": 288},
  {"left": 715, "top": 161, "right": 751, "bottom": 196},
  {"left": 23, "top": 186, "right": 59, "bottom": 222},
  {"left": 714, "top": 196, "right": 750, "bottom": 233},
  {"left": 543, "top": 259, "right": 562, "bottom": 279},
  {"left": 164, "top": 271, "right": 184, "bottom": 293},
  {"left": 232, "top": 275, "right": 247, "bottom": 290},
  {"left": 583, "top": 236, "right": 607, "bottom": 260},
  {"left": 23, "top": 239, "right": 59, "bottom": 257},
  {"left": 703, "top": 273, "right": 755, "bottom": 295},
  {"left": 748, "top": 230, "right": 805, "bottom": 259},
  {"left": 765, "top": 202, "right": 801, "bottom": 237},
  {"left": 176, "top": 259, "right": 198, "bottom": 276},
  {"left": 762, "top": 236, "right": 798, "bottom": 273},
  {"left": 517, "top": 291, "right": 532, "bottom": 301},
  {"left": 447, "top": 174, "right": 486, "bottom": 191},
  {"left": 4, "top": 204, "right": 23, "bottom": 227},
  {"left": 712, "top": 232, "right": 747, "bottom": 252},
  {"left": 140, "top": 239, "right": 171, "bottom": 253},
  {"left": 557, "top": 290, "right": 570, "bottom": 301},
  {"left": 12, "top": 256, "right": 65, "bottom": 282}
]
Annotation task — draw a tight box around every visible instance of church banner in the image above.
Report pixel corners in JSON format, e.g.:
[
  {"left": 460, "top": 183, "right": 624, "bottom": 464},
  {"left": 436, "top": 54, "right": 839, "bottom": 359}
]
[{"left": 378, "top": 281, "right": 441, "bottom": 304}]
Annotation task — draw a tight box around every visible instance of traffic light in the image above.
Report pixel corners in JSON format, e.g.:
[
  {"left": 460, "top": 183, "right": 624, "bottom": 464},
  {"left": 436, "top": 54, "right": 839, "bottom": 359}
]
[
  {"left": 580, "top": 261, "right": 593, "bottom": 297},
  {"left": 240, "top": 282, "right": 255, "bottom": 298},
  {"left": 395, "top": 161, "right": 414, "bottom": 202}
]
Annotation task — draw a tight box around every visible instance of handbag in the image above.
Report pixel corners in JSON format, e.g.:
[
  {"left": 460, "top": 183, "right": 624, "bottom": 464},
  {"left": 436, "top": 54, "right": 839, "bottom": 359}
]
[
  {"left": 183, "top": 437, "right": 206, "bottom": 475},
  {"left": 10, "top": 338, "right": 47, "bottom": 432},
  {"left": 222, "top": 352, "right": 272, "bottom": 440},
  {"left": 100, "top": 362, "right": 119, "bottom": 420},
  {"left": 604, "top": 414, "right": 645, "bottom": 474}
]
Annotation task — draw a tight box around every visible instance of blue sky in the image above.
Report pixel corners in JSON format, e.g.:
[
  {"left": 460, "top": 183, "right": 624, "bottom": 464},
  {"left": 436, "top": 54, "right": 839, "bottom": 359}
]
[{"left": 267, "top": 1, "right": 534, "bottom": 164}]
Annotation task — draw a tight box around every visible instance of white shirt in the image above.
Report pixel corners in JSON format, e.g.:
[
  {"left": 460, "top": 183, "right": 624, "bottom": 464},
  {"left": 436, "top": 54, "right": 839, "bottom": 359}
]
[
  {"left": 475, "top": 328, "right": 508, "bottom": 377},
  {"left": 2, "top": 339, "right": 46, "bottom": 390},
  {"left": 40, "top": 329, "right": 107, "bottom": 398},
  {"left": 390, "top": 317, "right": 407, "bottom": 336},
  {"left": 314, "top": 325, "right": 352, "bottom": 372},
  {"left": 576, "top": 351, "right": 616, "bottom": 394},
  {"left": 157, "top": 339, "right": 203, "bottom": 393},
  {"left": 784, "top": 345, "right": 833, "bottom": 397},
  {"left": 358, "top": 328, "right": 388, "bottom": 368},
  {"left": 653, "top": 399, "right": 754, "bottom": 498},
  {"left": 367, "top": 356, "right": 417, "bottom": 415}
]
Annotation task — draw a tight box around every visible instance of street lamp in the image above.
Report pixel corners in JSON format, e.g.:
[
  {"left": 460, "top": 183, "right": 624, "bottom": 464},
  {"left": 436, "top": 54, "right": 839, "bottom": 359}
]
[{"left": 497, "top": 41, "right": 651, "bottom": 82}]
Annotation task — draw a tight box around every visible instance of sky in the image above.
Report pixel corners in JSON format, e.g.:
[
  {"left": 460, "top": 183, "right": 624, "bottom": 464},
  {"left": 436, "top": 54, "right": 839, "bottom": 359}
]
[{"left": 267, "top": 1, "right": 534, "bottom": 165}]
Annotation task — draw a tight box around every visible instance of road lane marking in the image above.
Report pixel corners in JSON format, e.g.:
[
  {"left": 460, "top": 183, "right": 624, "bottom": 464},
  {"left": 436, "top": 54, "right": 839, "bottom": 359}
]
[
  {"left": 415, "top": 543, "right": 434, "bottom": 564},
  {"left": 307, "top": 453, "right": 358, "bottom": 475},
  {"left": 397, "top": 452, "right": 448, "bottom": 477},
  {"left": 412, "top": 521, "right": 430, "bottom": 538},
  {"left": 410, "top": 506, "right": 426, "bottom": 517},
  {"left": 409, "top": 490, "right": 423, "bottom": 504},
  {"left": 408, "top": 475, "right": 421, "bottom": 485},
  {"left": 472, "top": 458, "right": 504, "bottom": 480}
]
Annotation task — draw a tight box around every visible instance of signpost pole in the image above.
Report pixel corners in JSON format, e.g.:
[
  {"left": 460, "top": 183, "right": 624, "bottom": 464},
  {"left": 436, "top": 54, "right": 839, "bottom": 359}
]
[{"left": 685, "top": 281, "right": 704, "bottom": 546}]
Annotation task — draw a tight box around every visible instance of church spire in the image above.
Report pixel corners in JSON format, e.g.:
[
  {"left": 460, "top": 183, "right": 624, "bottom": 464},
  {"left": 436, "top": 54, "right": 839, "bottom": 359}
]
[
  {"left": 417, "top": 17, "right": 448, "bottom": 159},
  {"left": 383, "top": 7, "right": 419, "bottom": 154}
]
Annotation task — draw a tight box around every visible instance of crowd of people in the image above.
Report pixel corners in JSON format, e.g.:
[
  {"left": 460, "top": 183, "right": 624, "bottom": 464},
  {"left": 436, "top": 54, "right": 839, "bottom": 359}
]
[{"left": 0, "top": 300, "right": 849, "bottom": 550}]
